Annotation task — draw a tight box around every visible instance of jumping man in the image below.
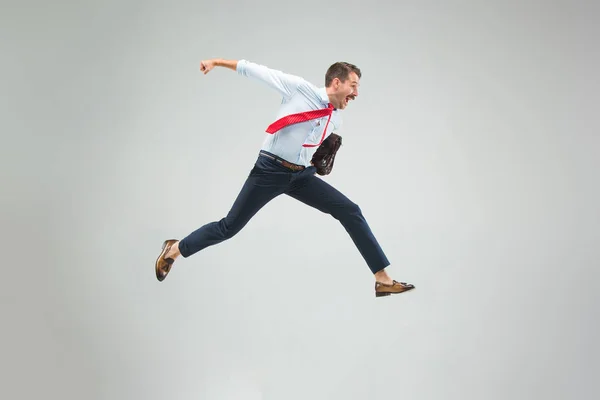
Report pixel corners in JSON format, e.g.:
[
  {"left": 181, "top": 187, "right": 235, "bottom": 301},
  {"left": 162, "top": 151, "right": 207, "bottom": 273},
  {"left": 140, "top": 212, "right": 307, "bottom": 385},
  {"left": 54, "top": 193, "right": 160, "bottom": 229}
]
[{"left": 155, "top": 58, "right": 415, "bottom": 298}]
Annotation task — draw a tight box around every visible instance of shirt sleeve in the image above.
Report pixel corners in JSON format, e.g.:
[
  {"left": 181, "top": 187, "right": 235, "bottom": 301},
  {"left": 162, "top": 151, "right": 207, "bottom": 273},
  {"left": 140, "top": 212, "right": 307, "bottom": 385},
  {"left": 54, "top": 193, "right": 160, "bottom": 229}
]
[{"left": 236, "top": 59, "right": 304, "bottom": 100}]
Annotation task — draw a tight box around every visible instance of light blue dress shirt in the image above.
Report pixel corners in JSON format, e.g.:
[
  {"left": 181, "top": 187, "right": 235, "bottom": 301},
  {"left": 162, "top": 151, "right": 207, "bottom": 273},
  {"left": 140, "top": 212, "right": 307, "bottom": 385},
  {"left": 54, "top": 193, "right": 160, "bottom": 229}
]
[{"left": 236, "top": 59, "right": 343, "bottom": 167}]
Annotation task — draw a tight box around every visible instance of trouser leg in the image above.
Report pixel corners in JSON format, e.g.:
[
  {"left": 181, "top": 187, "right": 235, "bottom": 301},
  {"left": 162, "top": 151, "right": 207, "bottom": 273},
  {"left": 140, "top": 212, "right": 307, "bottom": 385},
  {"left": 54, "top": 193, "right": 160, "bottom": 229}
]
[
  {"left": 178, "top": 160, "right": 289, "bottom": 258},
  {"left": 286, "top": 173, "right": 390, "bottom": 274}
]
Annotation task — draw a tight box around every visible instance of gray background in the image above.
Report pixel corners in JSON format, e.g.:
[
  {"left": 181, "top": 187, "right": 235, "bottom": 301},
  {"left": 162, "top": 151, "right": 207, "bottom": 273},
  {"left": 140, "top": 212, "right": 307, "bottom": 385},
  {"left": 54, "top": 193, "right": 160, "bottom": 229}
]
[{"left": 2, "top": 0, "right": 599, "bottom": 399}]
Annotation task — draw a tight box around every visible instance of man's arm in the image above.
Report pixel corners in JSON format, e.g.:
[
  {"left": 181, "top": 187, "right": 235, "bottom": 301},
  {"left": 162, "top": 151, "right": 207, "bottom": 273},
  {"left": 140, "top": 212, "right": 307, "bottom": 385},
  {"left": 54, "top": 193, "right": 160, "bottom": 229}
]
[{"left": 199, "top": 58, "right": 304, "bottom": 100}]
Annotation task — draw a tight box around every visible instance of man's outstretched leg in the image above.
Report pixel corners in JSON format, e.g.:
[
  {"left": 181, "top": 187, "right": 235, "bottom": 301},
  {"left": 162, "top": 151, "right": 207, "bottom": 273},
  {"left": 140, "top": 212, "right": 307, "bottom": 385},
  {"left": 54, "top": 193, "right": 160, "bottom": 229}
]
[
  {"left": 286, "top": 172, "right": 415, "bottom": 297},
  {"left": 155, "top": 161, "right": 289, "bottom": 281}
]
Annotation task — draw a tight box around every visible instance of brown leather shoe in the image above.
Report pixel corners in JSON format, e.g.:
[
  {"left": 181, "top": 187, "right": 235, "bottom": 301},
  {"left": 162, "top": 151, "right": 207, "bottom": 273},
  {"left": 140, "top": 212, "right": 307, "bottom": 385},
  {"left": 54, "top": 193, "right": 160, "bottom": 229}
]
[
  {"left": 375, "top": 280, "right": 415, "bottom": 297},
  {"left": 155, "top": 239, "right": 178, "bottom": 282}
]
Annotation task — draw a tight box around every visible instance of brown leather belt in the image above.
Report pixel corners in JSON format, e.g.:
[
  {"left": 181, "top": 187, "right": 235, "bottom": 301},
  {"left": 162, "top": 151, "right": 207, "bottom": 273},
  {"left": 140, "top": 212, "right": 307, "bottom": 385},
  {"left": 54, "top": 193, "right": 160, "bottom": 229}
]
[{"left": 259, "top": 151, "right": 305, "bottom": 171}]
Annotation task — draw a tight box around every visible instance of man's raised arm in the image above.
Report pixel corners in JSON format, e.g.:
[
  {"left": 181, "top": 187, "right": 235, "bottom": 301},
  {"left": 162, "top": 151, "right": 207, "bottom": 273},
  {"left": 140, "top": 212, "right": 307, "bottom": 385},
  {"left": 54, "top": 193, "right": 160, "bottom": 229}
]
[{"left": 199, "top": 58, "right": 304, "bottom": 100}]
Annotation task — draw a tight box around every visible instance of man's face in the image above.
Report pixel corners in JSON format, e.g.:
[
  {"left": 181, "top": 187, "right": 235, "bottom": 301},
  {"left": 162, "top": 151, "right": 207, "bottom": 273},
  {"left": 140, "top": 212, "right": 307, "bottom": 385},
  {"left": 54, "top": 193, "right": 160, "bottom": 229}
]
[{"left": 333, "top": 72, "right": 360, "bottom": 110}]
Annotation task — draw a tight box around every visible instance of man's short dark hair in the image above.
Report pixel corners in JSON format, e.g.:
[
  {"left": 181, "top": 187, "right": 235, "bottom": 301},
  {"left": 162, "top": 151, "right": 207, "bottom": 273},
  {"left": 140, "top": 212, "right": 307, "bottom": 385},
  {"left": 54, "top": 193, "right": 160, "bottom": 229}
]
[{"left": 325, "top": 62, "right": 362, "bottom": 87}]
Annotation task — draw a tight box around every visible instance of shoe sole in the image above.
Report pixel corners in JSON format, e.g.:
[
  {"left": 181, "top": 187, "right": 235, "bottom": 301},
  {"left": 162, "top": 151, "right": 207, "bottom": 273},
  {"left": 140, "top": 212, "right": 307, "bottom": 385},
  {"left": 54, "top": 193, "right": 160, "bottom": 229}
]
[
  {"left": 155, "top": 240, "right": 170, "bottom": 282},
  {"left": 375, "top": 287, "right": 415, "bottom": 297}
]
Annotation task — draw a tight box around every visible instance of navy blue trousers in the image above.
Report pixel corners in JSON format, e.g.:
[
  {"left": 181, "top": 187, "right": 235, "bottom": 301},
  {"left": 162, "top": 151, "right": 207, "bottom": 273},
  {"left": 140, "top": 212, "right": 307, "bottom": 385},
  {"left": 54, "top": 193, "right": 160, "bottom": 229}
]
[{"left": 178, "top": 151, "right": 390, "bottom": 274}]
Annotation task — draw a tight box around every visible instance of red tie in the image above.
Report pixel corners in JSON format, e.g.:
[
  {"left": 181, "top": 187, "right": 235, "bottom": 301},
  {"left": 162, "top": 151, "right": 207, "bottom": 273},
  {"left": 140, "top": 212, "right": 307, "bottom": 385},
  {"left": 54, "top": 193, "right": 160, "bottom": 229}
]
[{"left": 265, "top": 103, "right": 334, "bottom": 147}]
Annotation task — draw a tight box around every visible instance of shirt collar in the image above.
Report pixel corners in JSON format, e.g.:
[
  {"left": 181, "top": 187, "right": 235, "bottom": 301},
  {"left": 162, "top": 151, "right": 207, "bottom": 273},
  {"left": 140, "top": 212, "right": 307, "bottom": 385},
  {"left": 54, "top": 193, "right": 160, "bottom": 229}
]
[{"left": 317, "top": 87, "right": 333, "bottom": 108}]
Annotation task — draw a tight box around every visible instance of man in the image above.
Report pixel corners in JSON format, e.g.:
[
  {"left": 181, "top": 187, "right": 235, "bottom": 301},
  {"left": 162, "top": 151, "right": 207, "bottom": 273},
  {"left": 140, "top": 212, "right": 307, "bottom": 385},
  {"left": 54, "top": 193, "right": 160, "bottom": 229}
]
[{"left": 155, "top": 58, "right": 415, "bottom": 298}]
